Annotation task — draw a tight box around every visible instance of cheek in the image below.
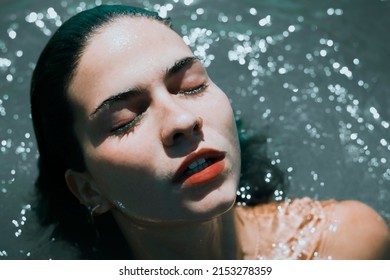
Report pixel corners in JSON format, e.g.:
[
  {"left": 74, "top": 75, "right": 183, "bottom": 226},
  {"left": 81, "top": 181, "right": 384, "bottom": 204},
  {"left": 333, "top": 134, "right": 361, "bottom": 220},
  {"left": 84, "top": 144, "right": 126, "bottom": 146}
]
[
  {"left": 202, "top": 86, "right": 241, "bottom": 179},
  {"left": 83, "top": 140, "right": 155, "bottom": 191},
  {"left": 205, "top": 86, "right": 239, "bottom": 146},
  {"left": 83, "top": 149, "right": 174, "bottom": 218}
]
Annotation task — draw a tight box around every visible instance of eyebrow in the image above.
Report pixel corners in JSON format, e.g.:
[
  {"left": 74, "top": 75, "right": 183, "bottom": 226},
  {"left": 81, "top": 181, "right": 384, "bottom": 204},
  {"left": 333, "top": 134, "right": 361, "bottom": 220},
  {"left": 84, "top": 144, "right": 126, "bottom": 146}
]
[
  {"left": 89, "top": 56, "right": 199, "bottom": 119},
  {"left": 165, "top": 56, "right": 199, "bottom": 77}
]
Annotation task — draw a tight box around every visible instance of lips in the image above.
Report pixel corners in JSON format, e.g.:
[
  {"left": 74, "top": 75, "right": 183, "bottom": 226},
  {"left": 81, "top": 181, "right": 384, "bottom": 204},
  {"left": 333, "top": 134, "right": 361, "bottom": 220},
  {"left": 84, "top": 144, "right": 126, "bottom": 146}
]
[{"left": 172, "top": 148, "right": 226, "bottom": 187}]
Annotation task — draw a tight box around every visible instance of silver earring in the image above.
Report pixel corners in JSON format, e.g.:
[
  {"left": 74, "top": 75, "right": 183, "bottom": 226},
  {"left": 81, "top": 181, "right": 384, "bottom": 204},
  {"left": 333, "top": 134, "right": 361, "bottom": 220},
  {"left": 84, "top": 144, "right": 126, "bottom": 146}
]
[
  {"left": 86, "top": 204, "right": 101, "bottom": 238},
  {"left": 87, "top": 204, "right": 101, "bottom": 222}
]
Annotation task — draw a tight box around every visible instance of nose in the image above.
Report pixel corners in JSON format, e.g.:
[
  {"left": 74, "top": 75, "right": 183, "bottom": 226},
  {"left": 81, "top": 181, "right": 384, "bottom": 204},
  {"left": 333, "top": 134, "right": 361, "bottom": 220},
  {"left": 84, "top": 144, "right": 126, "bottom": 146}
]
[{"left": 159, "top": 102, "right": 203, "bottom": 147}]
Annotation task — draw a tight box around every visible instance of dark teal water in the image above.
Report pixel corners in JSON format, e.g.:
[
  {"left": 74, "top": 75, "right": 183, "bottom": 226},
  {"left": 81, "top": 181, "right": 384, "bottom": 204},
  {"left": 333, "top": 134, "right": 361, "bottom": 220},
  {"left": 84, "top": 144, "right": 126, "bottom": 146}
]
[{"left": 1, "top": 0, "right": 389, "bottom": 259}]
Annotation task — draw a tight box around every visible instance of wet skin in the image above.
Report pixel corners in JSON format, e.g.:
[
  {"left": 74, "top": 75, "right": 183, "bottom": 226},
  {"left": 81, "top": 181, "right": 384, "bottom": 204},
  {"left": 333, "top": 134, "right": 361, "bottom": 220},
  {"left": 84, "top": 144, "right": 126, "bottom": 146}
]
[{"left": 65, "top": 17, "right": 241, "bottom": 224}]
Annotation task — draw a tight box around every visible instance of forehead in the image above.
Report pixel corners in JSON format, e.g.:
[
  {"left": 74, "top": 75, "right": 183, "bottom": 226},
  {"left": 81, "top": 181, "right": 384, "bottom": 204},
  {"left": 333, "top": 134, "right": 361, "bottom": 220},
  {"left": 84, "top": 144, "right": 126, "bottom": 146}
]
[
  {"left": 85, "top": 17, "right": 174, "bottom": 57},
  {"left": 75, "top": 16, "right": 190, "bottom": 78},
  {"left": 68, "top": 17, "right": 193, "bottom": 112}
]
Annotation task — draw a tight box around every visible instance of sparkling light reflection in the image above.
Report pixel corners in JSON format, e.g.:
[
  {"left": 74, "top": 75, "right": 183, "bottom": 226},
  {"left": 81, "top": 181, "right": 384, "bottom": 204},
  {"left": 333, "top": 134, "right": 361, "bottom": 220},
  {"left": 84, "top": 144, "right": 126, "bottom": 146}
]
[{"left": 0, "top": 0, "right": 389, "bottom": 259}]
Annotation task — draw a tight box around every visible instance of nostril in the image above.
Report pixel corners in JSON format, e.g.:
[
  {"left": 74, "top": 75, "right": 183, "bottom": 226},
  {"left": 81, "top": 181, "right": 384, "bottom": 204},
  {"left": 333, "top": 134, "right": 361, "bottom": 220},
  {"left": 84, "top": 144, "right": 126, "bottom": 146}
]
[
  {"left": 193, "top": 123, "right": 200, "bottom": 132},
  {"left": 162, "top": 116, "right": 203, "bottom": 146},
  {"left": 173, "top": 133, "right": 183, "bottom": 142}
]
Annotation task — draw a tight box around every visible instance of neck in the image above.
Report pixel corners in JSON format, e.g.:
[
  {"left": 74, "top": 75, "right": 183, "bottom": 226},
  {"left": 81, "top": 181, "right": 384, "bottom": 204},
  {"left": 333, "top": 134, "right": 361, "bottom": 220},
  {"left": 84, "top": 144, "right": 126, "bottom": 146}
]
[{"left": 113, "top": 209, "right": 239, "bottom": 259}]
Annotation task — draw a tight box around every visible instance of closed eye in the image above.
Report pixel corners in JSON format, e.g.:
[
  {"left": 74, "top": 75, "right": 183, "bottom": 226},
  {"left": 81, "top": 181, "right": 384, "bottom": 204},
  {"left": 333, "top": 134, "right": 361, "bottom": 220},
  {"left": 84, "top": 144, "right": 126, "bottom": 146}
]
[
  {"left": 177, "top": 83, "right": 209, "bottom": 95},
  {"left": 109, "top": 84, "right": 208, "bottom": 137},
  {"left": 110, "top": 114, "right": 143, "bottom": 137}
]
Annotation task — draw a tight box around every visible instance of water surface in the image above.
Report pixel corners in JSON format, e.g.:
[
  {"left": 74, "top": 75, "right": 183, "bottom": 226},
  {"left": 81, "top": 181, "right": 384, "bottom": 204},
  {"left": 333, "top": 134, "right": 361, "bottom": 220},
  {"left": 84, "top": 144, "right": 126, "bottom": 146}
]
[{"left": 0, "top": 0, "right": 389, "bottom": 259}]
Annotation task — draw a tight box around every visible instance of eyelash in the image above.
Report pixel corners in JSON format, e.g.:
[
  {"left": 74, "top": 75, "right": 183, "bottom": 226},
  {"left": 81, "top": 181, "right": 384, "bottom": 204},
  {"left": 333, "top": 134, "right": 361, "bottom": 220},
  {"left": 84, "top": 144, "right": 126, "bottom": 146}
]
[
  {"left": 177, "top": 83, "right": 209, "bottom": 95},
  {"left": 110, "top": 83, "right": 209, "bottom": 137},
  {"left": 110, "top": 114, "right": 142, "bottom": 137}
]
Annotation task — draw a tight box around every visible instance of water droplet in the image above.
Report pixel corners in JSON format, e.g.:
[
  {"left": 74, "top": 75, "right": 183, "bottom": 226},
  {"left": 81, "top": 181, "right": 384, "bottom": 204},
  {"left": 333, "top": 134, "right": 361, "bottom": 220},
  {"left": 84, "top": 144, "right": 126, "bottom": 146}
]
[
  {"left": 249, "top": 8, "right": 257, "bottom": 16},
  {"left": 327, "top": 8, "right": 335, "bottom": 16},
  {"left": 259, "top": 15, "right": 271, "bottom": 27}
]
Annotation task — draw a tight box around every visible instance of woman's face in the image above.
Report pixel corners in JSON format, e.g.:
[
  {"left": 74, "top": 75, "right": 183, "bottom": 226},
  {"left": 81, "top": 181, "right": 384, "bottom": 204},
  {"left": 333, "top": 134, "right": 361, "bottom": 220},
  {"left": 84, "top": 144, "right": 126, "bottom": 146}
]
[{"left": 67, "top": 17, "right": 241, "bottom": 224}]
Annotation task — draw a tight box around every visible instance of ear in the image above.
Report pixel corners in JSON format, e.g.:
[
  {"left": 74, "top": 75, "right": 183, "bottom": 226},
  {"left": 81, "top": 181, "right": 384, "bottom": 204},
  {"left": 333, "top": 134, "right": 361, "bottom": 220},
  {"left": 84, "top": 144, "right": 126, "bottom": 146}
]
[{"left": 65, "top": 169, "right": 111, "bottom": 215}]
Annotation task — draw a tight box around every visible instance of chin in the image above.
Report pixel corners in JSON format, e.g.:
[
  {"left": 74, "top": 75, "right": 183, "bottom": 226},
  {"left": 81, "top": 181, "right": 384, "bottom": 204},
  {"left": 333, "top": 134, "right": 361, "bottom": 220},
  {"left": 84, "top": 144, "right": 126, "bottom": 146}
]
[{"left": 181, "top": 181, "right": 237, "bottom": 221}]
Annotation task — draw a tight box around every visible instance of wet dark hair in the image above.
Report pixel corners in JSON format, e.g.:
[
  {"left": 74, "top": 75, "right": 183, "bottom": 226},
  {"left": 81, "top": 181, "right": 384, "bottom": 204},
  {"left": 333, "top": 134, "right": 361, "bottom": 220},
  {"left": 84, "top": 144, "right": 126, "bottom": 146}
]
[
  {"left": 30, "top": 4, "right": 285, "bottom": 259},
  {"left": 235, "top": 117, "right": 286, "bottom": 206}
]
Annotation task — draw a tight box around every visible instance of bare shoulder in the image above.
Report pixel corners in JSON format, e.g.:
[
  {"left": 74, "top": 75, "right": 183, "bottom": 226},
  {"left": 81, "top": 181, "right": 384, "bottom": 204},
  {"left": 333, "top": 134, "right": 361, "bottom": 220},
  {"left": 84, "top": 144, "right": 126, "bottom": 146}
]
[{"left": 321, "top": 200, "right": 390, "bottom": 259}]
